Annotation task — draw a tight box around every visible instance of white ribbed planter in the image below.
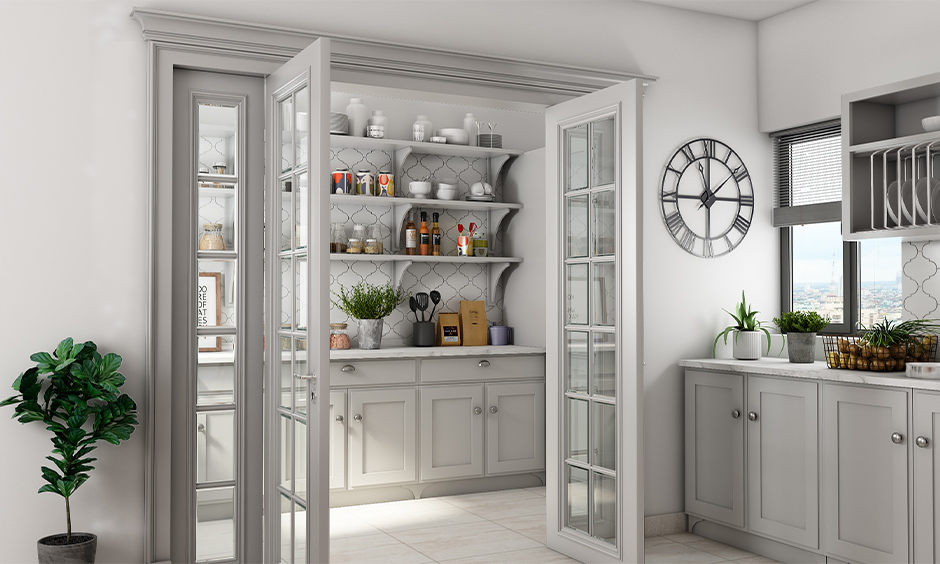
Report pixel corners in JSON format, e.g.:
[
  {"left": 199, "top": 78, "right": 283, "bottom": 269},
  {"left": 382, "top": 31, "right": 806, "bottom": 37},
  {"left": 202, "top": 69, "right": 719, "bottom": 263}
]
[{"left": 733, "top": 330, "right": 763, "bottom": 360}]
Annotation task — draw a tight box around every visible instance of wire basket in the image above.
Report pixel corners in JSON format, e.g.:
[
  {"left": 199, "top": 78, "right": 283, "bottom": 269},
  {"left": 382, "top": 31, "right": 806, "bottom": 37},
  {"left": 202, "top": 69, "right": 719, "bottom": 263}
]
[{"left": 822, "top": 334, "right": 938, "bottom": 371}]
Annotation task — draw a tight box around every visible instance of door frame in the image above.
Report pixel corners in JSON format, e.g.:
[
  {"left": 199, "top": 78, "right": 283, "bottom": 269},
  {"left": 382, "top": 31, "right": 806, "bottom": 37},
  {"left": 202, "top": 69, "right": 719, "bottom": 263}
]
[{"left": 137, "top": 9, "right": 652, "bottom": 563}]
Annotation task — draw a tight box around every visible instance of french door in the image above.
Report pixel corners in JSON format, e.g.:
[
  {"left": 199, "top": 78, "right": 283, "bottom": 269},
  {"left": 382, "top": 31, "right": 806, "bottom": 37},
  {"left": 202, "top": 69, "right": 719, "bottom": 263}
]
[
  {"left": 545, "top": 79, "right": 644, "bottom": 563},
  {"left": 264, "top": 38, "right": 331, "bottom": 563}
]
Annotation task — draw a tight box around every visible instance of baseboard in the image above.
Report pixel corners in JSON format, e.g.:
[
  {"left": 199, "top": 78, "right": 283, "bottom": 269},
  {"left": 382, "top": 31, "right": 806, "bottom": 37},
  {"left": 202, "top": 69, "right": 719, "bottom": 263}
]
[
  {"left": 644, "top": 512, "right": 687, "bottom": 537},
  {"left": 690, "top": 517, "right": 825, "bottom": 564}
]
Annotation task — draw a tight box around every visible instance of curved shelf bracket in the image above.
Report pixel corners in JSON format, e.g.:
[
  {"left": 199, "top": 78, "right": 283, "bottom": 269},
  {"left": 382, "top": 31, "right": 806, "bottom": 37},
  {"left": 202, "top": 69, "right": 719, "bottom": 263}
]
[
  {"left": 488, "top": 154, "right": 515, "bottom": 186},
  {"left": 394, "top": 146, "right": 413, "bottom": 179},
  {"left": 487, "top": 261, "right": 514, "bottom": 306},
  {"left": 393, "top": 259, "right": 414, "bottom": 288}
]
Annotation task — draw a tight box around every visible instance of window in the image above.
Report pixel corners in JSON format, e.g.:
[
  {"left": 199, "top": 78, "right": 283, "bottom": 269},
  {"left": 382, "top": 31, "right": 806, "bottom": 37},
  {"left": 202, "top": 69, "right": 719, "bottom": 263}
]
[{"left": 775, "top": 122, "right": 901, "bottom": 333}]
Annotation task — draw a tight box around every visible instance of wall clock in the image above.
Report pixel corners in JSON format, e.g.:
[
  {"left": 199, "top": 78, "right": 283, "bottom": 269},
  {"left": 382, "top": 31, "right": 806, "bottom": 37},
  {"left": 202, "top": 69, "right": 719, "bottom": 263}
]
[{"left": 659, "top": 138, "right": 753, "bottom": 258}]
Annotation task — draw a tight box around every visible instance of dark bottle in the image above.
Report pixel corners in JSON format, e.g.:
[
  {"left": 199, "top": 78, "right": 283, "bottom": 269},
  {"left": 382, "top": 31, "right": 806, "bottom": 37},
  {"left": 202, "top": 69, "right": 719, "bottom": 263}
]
[{"left": 431, "top": 212, "right": 441, "bottom": 256}]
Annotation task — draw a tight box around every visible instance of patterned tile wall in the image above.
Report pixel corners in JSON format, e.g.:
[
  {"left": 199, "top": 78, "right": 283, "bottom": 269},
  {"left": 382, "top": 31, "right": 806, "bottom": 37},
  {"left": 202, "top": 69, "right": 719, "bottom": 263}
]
[{"left": 902, "top": 241, "right": 940, "bottom": 319}]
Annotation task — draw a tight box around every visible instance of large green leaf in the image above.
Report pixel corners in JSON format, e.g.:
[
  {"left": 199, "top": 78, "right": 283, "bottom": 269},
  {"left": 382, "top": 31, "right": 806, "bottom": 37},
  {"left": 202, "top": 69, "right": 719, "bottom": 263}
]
[{"left": 54, "top": 338, "right": 74, "bottom": 361}]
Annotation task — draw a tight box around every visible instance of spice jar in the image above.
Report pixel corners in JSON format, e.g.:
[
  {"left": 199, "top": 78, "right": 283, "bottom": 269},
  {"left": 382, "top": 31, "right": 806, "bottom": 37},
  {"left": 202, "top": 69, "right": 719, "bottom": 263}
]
[
  {"left": 199, "top": 223, "right": 225, "bottom": 250},
  {"left": 364, "top": 224, "right": 384, "bottom": 254},
  {"left": 330, "top": 223, "right": 348, "bottom": 253},
  {"left": 329, "top": 323, "right": 352, "bottom": 350}
]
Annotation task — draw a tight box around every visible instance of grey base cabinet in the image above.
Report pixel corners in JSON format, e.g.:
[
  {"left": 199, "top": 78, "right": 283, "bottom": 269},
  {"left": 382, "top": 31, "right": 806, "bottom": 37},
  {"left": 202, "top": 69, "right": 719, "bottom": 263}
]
[
  {"left": 485, "top": 381, "right": 546, "bottom": 475},
  {"left": 420, "top": 384, "right": 486, "bottom": 481},
  {"left": 914, "top": 391, "right": 940, "bottom": 563},
  {"left": 685, "top": 370, "right": 819, "bottom": 548},
  {"left": 347, "top": 388, "right": 417, "bottom": 488},
  {"left": 822, "top": 383, "right": 909, "bottom": 564},
  {"left": 330, "top": 391, "right": 347, "bottom": 490}
]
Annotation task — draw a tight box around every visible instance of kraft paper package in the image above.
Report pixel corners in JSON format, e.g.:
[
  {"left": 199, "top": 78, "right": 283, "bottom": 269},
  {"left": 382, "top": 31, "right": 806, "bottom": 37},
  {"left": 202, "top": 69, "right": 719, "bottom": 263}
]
[
  {"left": 459, "top": 300, "right": 487, "bottom": 346},
  {"left": 436, "top": 312, "right": 461, "bottom": 346}
]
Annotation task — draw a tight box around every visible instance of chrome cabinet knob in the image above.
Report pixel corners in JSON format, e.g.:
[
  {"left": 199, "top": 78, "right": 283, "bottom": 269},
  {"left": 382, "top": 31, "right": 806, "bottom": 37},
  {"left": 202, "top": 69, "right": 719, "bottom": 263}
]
[
  {"left": 197, "top": 423, "right": 206, "bottom": 434},
  {"left": 490, "top": 406, "right": 498, "bottom": 414},
  {"left": 892, "top": 432, "right": 904, "bottom": 444},
  {"left": 474, "top": 407, "right": 483, "bottom": 415},
  {"left": 747, "top": 412, "right": 758, "bottom": 422},
  {"left": 354, "top": 414, "right": 363, "bottom": 422},
  {"left": 731, "top": 409, "right": 741, "bottom": 419},
  {"left": 916, "top": 436, "right": 930, "bottom": 448},
  {"left": 336, "top": 415, "right": 344, "bottom": 423},
  {"left": 478, "top": 360, "right": 490, "bottom": 368},
  {"left": 341, "top": 364, "right": 356, "bottom": 372}
]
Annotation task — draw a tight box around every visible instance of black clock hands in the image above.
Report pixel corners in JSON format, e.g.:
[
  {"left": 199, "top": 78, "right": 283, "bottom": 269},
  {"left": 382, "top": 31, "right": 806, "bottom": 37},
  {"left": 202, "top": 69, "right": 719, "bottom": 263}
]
[{"left": 697, "top": 165, "right": 743, "bottom": 210}]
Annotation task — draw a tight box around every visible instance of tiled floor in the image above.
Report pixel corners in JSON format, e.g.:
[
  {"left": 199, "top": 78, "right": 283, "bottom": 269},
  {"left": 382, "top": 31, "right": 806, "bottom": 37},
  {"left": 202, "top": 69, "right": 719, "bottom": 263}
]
[{"left": 329, "top": 487, "right": 781, "bottom": 564}]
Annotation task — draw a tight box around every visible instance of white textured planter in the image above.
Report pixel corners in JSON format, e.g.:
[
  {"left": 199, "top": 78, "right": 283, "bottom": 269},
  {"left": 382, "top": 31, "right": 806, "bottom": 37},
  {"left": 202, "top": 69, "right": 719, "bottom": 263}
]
[{"left": 733, "top": 330, "right": 763, "bottom": 360}]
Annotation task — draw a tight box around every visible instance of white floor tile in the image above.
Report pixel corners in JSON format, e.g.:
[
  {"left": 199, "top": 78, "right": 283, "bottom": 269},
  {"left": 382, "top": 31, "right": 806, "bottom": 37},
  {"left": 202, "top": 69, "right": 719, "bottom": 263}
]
[
  {"left": 330, "top": 532, "right": 433, "bottom": 564},
  {"left": 389, "top": 520, "right": 542, "bottom": 561},
  {"left": 440, "top": 546, "right": 580, "bottom": 563}
]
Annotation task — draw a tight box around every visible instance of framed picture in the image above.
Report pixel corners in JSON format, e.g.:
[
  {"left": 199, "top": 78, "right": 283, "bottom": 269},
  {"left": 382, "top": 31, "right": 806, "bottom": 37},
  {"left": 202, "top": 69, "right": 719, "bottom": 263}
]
[{"left": 198, "top": 272, "right": 222, "bottom": 352}]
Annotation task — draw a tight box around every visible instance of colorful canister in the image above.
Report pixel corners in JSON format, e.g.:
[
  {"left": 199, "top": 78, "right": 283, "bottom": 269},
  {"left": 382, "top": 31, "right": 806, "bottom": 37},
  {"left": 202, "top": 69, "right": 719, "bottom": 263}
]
[
  {"left": 377, "top": 170, "right": 394, "bottom": 197},
  {"left": 331, "top": 168, "right": 352, "bottom": 194},
  {"left": 355, "top": 170, "right": 374, "bottom": 196}
]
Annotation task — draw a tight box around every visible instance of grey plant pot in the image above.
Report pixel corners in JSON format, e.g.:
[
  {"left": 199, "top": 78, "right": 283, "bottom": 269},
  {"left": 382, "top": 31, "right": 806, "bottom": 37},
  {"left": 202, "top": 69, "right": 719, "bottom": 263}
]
[
  {"left": 37, "top": 533, "right": 97, "bottom": 564},
  {"left": 357, "top": 318, "right": 384, "bottom": 349},
  {"left": 786, "top": 332, "right": 817, "bottom": 363}
]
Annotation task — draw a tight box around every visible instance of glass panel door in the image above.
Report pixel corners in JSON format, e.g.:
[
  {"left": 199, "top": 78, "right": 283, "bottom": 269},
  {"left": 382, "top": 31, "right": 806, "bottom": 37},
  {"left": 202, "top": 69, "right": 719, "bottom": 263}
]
[
  {"left": 545, "top": 79, "right": 643, "bottom": 563},
  {"left": 265, "top": 38, "right": 330, "bottom": 564}
]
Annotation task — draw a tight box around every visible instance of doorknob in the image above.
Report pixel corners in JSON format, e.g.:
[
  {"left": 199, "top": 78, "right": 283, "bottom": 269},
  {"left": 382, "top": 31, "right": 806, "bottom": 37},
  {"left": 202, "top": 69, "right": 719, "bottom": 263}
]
[
  {"left": 731, "top": 409, "right": 741, "bottom": 419},
  {"left": 747, "top": 411, "right": 758, "bottom": 421},
  {"left": 354, "top": 414, "right": 363, "bottom": 422},
  {"left": 474, "top": 407, "right": 483, "bottom": 415},
  {"left": 916, "top": 436, "right": 930, "bottom": 448},
  {"left": 490, "top": 406, "right": 498, "bottom": 414},
  {"left": 892, "top": 432, "right": 904, "bottom": 444},
  {"left": 336, "top": 415, "right": 345, "bottom": 423}
]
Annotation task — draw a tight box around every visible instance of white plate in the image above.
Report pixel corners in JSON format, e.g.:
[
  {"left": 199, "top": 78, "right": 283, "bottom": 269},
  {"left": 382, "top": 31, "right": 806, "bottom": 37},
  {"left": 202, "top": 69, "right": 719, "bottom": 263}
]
[
  {"left": 912, "top": 177, "right": 939, "bottom": 223},
  {"left": 886, "top": 180, "right": 900, "bottom": 225}
]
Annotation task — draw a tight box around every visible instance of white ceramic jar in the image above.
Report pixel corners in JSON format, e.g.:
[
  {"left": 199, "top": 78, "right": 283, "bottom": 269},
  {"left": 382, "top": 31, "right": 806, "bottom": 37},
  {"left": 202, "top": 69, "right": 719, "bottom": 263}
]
[
  {"left": 346, "top": 98, "right": 368, "bottom": 137},
  {"left": 463, "top": 113, "right": 476, "bottom": 146}
]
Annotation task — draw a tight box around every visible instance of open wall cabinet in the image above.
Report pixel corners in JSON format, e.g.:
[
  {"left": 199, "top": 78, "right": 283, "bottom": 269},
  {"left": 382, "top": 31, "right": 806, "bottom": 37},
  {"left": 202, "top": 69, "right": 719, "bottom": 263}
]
[{"left": 136, "top": 8, "right": 651, "bottom": 563}]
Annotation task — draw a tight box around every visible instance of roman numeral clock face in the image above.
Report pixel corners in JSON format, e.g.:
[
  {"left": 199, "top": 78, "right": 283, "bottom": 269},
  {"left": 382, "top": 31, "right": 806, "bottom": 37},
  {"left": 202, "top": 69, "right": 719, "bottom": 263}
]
[{"left": 660, "top": 138, "right": 753, "bottom": 258}]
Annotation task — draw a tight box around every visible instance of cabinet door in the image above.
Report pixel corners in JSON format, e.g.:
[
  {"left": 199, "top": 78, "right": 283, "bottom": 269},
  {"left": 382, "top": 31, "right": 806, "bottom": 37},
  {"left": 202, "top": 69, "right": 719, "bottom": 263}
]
[
  {"left": 746, "top": 376, "right": 818, "bottom": 549},
  {"left": 684, "top": 369, "right": 745, "bottom": 528},
  {"left": 485, "top": 381, "right": 546, "bottom": 475},
  {"left": 329, "top": 391, "right": 346, "bottom": 490},
  {"left": 914, "top": 391, "right": 940, "bottom": 564},
  {"left": 420, "top": 384, "right": 485, "bottom": 481},
  {"left": 347, "top": 388, "right": 416, "bottom": 488},
  {"left": 822, "top": 383, "right": 909, "bottom": 564}
]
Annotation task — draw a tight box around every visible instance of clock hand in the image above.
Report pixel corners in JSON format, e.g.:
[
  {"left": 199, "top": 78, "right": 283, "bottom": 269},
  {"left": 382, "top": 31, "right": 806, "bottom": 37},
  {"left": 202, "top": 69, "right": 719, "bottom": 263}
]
[
  {"left": 697, "top": 163, "right": 710, "bottom": 192},
  {"left": 698, "top": 166, "right": 741, "bottom": 210}
]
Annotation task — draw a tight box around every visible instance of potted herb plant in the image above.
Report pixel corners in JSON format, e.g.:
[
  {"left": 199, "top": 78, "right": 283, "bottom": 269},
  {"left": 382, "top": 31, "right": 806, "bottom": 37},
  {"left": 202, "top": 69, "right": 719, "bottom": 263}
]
[
  {"left": 773, "top": 310, "right": 830, "bottom": 363},
  {"left": 856, "top": 317, "right": 940, "bottom": 371},
  {"left": 0, "top": 338, "right": 139, "bottom": 564},
  {"left": 332, "top": 282, "right": 408, "bottom": 349},
  {"left": 713, "top": 291, "right": 778, "bottom": 360}
]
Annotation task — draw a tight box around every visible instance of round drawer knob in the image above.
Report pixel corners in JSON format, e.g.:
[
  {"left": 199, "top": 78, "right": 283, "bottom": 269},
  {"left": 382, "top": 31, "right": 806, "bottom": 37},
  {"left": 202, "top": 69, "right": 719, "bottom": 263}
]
[
  {"left": 490, "top": 406, "right": 498, "bottom": 414},
  {"left": 474, "top": 407, "right": 483, "bottom": 415},
  {"left": 916, "top": 436, "right": 930, "bottom": 448},
  {"left": 731, "top": 409, "right": 741, "bottom": 419},
  {"left": 354, "top": 414, "right": 363, "bottom": 422},
  {"left": 892, "top": 432, "right": 904, "bottom": 444},
  {"left": 336, "top": 415, "right": 344, "bottom": 423},
  {"left": 747, "top": 411, "right": 758, "bottom": 422}
]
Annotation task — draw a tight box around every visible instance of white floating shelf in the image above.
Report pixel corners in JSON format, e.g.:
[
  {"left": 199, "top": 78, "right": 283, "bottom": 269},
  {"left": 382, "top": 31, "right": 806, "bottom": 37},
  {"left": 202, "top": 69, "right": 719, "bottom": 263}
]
[
  {"left": 331, "top": 134, "right": 522, "bottom": 159},
  {"left": 329, "top": 194, "right": 522, "bottom": 212}
]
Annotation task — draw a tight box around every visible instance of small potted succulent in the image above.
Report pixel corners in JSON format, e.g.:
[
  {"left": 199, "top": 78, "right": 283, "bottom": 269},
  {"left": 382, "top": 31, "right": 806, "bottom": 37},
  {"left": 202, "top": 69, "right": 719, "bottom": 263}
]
[
  {"left": 713, "top": 291, "right": 778, "bottom": 360},
  {"left": 1, "top": 338, "right": 139, "bottom": 564},
  {"left": 773, "top": 310, "right": 830, "bottom": 363},
  {"left": 332, "top": 282, "right": 408, "bottom": 349}
]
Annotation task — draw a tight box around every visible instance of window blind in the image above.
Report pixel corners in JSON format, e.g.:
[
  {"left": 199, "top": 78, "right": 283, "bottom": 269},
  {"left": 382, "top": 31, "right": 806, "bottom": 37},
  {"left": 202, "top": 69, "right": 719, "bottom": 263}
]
[{"left": 772, "top": 120, "right": 842, "bottom": 227}]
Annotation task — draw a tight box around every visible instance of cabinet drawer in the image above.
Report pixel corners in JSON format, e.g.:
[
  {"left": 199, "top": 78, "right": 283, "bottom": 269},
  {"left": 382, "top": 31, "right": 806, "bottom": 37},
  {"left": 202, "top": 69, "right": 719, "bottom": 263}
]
[
  {"left": 420, "top": 355, "right": 545, "bottom": 383},
  {"left": 330, "top": 359, "right": 416, "bottom": 387}
]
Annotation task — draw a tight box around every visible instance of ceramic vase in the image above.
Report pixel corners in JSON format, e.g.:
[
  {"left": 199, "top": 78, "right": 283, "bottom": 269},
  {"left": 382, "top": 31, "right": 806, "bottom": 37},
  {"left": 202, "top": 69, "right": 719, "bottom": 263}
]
[
  {"left": 38, "top": 533, "right": 97, "bottom": 564},
  {"left": 346, "top": 98, "right": 368, "bottom": 137},
  {"left": 357, "top": 318, "right": 384, "bottom": 349},
  {"left": 786, "top": 332, "right": 816, "bottom": 363},
  {"left": 733, "top": 330, "right": 762, "bottom": 360}
]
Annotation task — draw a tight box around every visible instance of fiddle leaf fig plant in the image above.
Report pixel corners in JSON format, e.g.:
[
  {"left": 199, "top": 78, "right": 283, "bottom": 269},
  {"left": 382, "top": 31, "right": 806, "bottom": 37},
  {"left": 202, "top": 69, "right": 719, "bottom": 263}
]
[{"left": 0, "top": 338, "right": 139, "bottom": 542}]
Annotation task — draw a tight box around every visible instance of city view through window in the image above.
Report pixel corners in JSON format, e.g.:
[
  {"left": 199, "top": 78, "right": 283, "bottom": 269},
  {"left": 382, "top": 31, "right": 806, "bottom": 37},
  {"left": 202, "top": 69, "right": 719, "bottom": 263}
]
[{"left": 792, "top": 223, "right": 902, "bottom": 328}]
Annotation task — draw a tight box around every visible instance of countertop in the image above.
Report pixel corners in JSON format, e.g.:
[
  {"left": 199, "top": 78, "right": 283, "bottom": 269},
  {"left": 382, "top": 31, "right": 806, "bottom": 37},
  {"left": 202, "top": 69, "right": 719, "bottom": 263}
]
[
  {"left": 679, "top": 357, "right": 940, "bottom": 393},
  {"left": 330, "top": 344, "right": 546, "bottom": 361}
]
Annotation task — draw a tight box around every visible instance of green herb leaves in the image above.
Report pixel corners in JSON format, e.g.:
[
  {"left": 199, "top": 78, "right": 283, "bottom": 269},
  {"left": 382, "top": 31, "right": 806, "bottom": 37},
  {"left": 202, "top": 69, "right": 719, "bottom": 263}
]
[{"left": 332, "top": 282, "right": 408, "bottom": 320}]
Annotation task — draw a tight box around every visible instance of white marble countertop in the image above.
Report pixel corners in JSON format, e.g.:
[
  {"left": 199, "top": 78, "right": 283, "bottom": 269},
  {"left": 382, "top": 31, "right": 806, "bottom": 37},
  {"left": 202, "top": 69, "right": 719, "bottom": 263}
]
[
  {"left": 679, "top": 357, "right": 940, "bottom": 393},
  {"left": 330, "top": 344, "right": 546, "bottom": 361}
]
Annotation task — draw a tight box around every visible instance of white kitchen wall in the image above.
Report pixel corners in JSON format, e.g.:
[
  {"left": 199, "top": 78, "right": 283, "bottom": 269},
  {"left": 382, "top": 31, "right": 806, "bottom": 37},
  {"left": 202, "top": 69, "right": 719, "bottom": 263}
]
[{"left": 0, "top": 1, "right": 782, "bottom": 562}]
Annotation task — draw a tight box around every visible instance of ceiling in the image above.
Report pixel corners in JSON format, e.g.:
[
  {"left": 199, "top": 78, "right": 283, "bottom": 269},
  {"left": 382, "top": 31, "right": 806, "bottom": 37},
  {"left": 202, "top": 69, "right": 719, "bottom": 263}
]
[{"left": 637, "top": 0, "right": 818, "bottom": 21}]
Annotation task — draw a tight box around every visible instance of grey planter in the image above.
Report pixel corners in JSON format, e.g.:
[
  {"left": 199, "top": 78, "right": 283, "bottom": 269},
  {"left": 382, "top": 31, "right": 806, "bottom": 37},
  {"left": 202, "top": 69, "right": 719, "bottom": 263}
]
[
  {"left": 357, "top": 318, "right": 384, "bottom": 349},
  {"left": 37, "top": 533, "right": 97, "bottom": 564},
  {"left": 786, "top": 332, "right": 816, "bottom": 363}
]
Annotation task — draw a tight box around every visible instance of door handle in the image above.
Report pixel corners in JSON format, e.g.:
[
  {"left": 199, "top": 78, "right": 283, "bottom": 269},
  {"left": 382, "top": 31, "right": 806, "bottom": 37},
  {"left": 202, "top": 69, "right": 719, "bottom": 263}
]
[
  {"left": 478, "top": 360, "right": 490, "bottom": 368},
  {"left": 747, "top": 411, "right": 758, "bottom": 421},
  {"left": 892, "top": 432, "right": 904, "bottom": 444},
  {"left": 474, "top": 407, "right": 483, "bottom": 415},
  {"left": 916, "top": 436, "right": 930, "bottom": 448},
  {"left": 336, "top": 415, "right": 345, "bottom": 423},
  {"left": 731, "top": 409, "right": 741, "bottom": 419},
  {"left": 354, "top": 414, "right": 362, "bottom": 422},
  {"left": 294, "top": 372, "right": 317, "bottom": 380},
  {"left": 490, "top": 406, "right": 498, "bottom": 414},
  {"left": 341, "top": 364, "right": 356, "bottom": 372}
]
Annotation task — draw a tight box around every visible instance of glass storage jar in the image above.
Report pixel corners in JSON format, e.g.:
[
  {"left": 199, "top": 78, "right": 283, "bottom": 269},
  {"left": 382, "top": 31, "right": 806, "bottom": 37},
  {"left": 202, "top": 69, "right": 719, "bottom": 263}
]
[
  {"left": 329, "top": 323, "right": 352, "bottom": 350},
  {"left": 364, "top": 224, "right": 384, "bottom": 254},
  {"left": 330, "top": 223, "right": 348, "bottom": 253},
  {"left": 199, "top": 223, "right": 225, "bottom": 250}
]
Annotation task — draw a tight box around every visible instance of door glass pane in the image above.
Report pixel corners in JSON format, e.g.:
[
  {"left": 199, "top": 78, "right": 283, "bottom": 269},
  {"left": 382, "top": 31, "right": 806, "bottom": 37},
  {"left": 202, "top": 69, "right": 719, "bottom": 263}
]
[
  {"left": 198, "top": 260, "right": 234, "bottom": 339},
  {"left": 593, "top": 190, "right": 616, "bottom": 257},
  {"left": 293, "top": 501, "right": 307, "bottom": 564},
  {"left": 567, "top": 195, "right": 589, "bottom": 258},
  {"left": 197, "top": 410, "right": 235, "bottom": 483},
  {"left": 294, "top": 338, "right": 307, "bottom": 415},
  {"left": 593, "top": 402, "right": 616, "bottom": 471},
  {"left": 280, "top": 179, "right": 293, "bottom": 252},
  {"left": 294, "top": 419, "right": 307, "bottom": 498},
  {"left": 279, "top": 336, "right": 292, "bottom": 409},
  {"left": 198, "top": 103, "right": 238, "bottom": 176},
  {"left": 294, "top": 87, "right": 308, "bottom": 169},
  {"left": 791, "top": 222, "right": 843, "bottom": 324},
  {"left": 280, "top": 414, "right": 291, "bottom": 491},
  {"left": 592, "top": 116, "right": 616, "bottom": 186},
  {"left": 295, "top": 256, "right": 308, "bottom": 331},
  {"left": 593, "top": 333, "right": 616, "bottom": 397},
  {"left": 566, "top": 464, "right": 589, "bottom": 535},
  {"left": 295, "top": 172, "right": 309, "bottom": 250},
  {"left": 592, "top": 262, "right": 615, "bottom": 326},
  {"left": 593, "top": 472, "right": 617, "bottom": 546},
  {"left": 566, "top": 264, "right": 589, "bottom": 325},
  {"left": 280, "top": 258, "right": 293, "bottom": 330},
  {"left": 565, "top": 123, "right": 588, "bottom": 192},
  {"left": 279, "top": 494, "right": 292, "bottom": 564},
  {"left": 280, "top": 97, "right": 293, "bottom": 173},
  {"left": 195, "top": 487, "right": 235, "bottom": 562},
  {"left": 566, "top": 331, "right": 588, "bottom": 393},
  {"left": 567, "top": 398, "right": 588, "bottom": 463},
  {"left": 197, "top": 353, "right": 235, "bottom": 406}
]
